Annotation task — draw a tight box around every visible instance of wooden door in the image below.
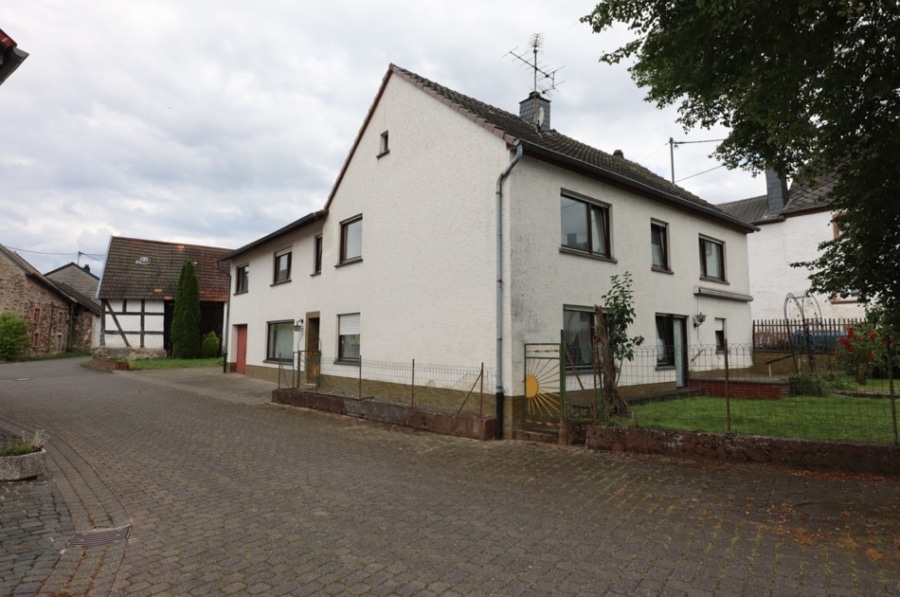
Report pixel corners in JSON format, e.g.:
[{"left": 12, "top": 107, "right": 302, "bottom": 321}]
[{"left": 235, "top": 325, "right": 247, "bottom": 375}]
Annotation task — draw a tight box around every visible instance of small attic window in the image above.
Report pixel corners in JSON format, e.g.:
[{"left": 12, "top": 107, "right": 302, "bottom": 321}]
[
  {"left": 136, "top": 256, "right": 150, "bottom": 265},
  {"left": 378, "top": 131, "right": 389, "bottom": 158}
]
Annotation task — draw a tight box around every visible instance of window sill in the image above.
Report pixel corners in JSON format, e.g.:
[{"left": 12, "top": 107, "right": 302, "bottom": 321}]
[
  {"left": 264, "top": 359, "right": 293, "bottom": 365},
  {"left": 310, "top": 271, "right": 321, "bottom": 277},
  {"left": 233, "top": 290, "right": 249, "bottom": 296},
  {"left": 655, "top": 365, "right": 675, "bottom": 371},
  {"left": 336, "top": 258, "right": 363, "bottom": 268},
  {"left": 651, "top": 266, "right": 673, "bottom": 275},
  {"left": 377, "top": 149, "right": 390, "bottom": 159},
  {"left": 334, "top": 358, "right": 360, "bottom": 366},
  {"left": 559, "top": 247, "right": 617, "bottom": 264},
  {"left": 271, "top": 279, "right": 292, "bottom": 287},
  {"left": 699, "top": 275, "right": 728, "bottom": 285}
]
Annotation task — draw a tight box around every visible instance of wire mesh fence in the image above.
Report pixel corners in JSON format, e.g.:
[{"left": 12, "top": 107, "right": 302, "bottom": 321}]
[
  {"left": 559, "top": 343, "right": 899, "bottom": 446},
  {"left": 284, "top": 352, "right": 495, "bottom": 418}
]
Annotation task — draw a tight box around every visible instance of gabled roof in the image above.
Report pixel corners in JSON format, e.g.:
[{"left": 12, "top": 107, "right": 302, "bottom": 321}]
[
  {"left": 0, "top": 243, "right": 74, "bottom": 304},
  {"left": 221, "top": 210, "right": 326, "bottom": 261},
  {"left": 98, "top": 237, "right": 232, "bottom": 302},
  {"left": 324, "top": 64, "right": 755, "bottom": 233},
  {"left": 0, "top": 27, "right": 28, "bottom": 86},
  {"left": 719, "top": 169, "right": 836, "bottom": 225},
  {"left": 45, "top": 263, "right": 101, "bottom": 314}
]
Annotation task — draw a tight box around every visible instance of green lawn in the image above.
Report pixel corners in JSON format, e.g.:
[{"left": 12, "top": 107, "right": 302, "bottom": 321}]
[
  {"left": 631, "top": 395, "right": 898, "bottom": 444},
  {"left": 129, "top": 357, "right": 223, "bottom": 370}
]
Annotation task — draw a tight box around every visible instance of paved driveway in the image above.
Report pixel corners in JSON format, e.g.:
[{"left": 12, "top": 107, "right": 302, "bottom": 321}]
[{"left": 1, "top": 358, "right": 898, "bottom": 596}]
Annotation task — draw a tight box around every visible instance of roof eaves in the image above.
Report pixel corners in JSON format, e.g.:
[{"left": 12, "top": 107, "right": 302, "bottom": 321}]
[
  {"left": 221, "top": 210, "right": 327, "bottom": 261},
  {"left": 519, "top": 140, "right": 759, "bottom": 233}
]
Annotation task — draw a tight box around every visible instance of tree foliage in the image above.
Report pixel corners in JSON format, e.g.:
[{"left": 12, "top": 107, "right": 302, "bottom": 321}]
[
  {"left": 582, "top": 1, "right": 900, "bottom": 327},
  {"left": 172, "top": 261, "right": 201, "bottom": 359},
  {"left": 0, "top": 312, "right": 30, "bottom": 361},
  {"left": 595, "top": 272, "right": 644, "bottom": 415}
]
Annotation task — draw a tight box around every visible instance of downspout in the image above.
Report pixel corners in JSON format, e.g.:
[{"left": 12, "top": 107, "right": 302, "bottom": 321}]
[
  {"left": 495, "top": 141, "right": 523, "bottom": 439},
  {"left": 216, "top": 260, "right": 232, "bottom": 374}
]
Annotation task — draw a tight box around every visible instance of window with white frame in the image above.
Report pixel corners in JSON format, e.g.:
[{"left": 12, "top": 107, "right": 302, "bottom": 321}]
[
  {"left": 560, "top": 194, "right": 610, "bottom": 258},
  {"left": 563, "top": 307, "right": 595, "bottom": 369},
  {"left": 699, "top": 236, "right": 725, "bottom": 281},
  {"left": 266, "top": 320, "right": 294, "bottom": 362},
  {"left": 651, "top": 220, "right": 670, "bottom": 271},
  {"left": 273, "top": 250, "right": 292, "bottom": 284},
  {"left": 338, "top": 313, "right": 360, "bottom": 362},
  {"left": 340, "top": 216, "right": 363, "bottom": 264}
]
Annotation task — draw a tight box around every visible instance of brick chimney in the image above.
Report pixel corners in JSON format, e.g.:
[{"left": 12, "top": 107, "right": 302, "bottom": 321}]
[{"left": 519, "top": 91, "right": 550, "bottom": 131}]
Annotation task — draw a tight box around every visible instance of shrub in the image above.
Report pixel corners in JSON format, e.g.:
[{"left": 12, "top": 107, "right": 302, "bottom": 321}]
[
  {"left": 834, "top": 323, "right": 885, "bottom": 385},
  {"left": 171, "top": 261, "right": 201, "bottom": 359},
  {"left": 0, "top": 312, "right": 30, "bottom": 362},
  {"left": 790, "top": 373, "right": 829, "bottom": 397},
  {"left": 200, "top": 331, "right": 220, "bottom": 358}
]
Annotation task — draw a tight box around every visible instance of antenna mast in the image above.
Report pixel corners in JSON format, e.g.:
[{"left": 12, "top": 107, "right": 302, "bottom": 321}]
[{"left": 507, "top": 33, "right": 563, "bottom": 96}]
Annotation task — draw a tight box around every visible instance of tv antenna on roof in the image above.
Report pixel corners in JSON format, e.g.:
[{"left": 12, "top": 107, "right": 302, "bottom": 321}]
[{"left": 507, "top": 33, "right": 563, "bottom": 96}]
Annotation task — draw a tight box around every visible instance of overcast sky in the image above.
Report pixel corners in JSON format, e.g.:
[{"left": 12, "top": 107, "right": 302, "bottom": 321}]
[{"left": 2, "top": 1, "right": 763, "bottom": 275}]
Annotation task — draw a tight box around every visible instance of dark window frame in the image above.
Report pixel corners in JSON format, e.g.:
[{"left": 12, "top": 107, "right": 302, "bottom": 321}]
[
  {"left": 340, "top": 215, "right": 363, "bottom": 264},
  {"left": 337, "top": 313, "right": 360, "bottom": 363},
  {"left": 714, "top": 318, "right": 726, "bottom": 353},
  {"left": 273, "top": 250, "right": 292, "bottom": 285},
  {"left": 563, "top": 306, "right": 596, "bottom": 371},
  {"left": 313, "top": 235, "right": 323, "bottom": 275},
  {"left": 266, "top": 320, "right": 294, "bottom": 363},
  {"left": 560, "top": 194, "right": 611, "bottom": 258},
  {"left": 235, "top": 265, "right": 249, "bottom": 294},
  {"left": 378, "top": 131, "right": 390, "bottom": 157},
  {"left": 655, "top": 314, "right": 676, "bottom": 367},
  {"left": 699, "top": 236, "right": 726, "bottom": 282},
  {"left": 651, "top": 220, "right": 670, "bottom": 271}
]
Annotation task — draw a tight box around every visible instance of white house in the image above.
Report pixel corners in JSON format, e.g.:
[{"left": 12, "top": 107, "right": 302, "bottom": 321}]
[
  {"left": 222, "top": 64, "right": 756, "bottom": 436},
  {"left": 719, "top": 171, "right": 864, "bottom": 322}
]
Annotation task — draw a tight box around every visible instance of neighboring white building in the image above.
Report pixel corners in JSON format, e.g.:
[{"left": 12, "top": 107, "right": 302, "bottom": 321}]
[
  {"left": 222, "top": 64, "right": 756, "bottom": 436},
  {"left": 719, "top": 171, "right": 865, "bottom": 321}
]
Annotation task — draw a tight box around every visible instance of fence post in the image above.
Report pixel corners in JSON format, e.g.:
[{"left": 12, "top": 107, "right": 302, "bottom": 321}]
[
  {"left": 724, "top": 339, "right": 731, "bottom": 433},
  {"left": 479, "top": 362, "right": 484, "bottom": 419},
  {"left": 888, "top": 340, "right": 898, "bottom": 446},
  {"left": 358, "top": 356, "right": 362, "bottom": 399},
  {"left": 411, "top": 358, "right": 415, "bottom": 408}
]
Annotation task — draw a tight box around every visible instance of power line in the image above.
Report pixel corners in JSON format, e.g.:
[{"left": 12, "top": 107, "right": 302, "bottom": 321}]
[
  {"left": 7, "top": 247, "right": 106, "bottom": 260},
  {"left": 675, "top": 163, "right": 726, "bottom": 183}
]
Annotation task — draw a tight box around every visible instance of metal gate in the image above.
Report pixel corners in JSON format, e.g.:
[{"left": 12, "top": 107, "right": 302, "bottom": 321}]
[{"left": 523, "top": 343, "right": 563, "bottom": 428}]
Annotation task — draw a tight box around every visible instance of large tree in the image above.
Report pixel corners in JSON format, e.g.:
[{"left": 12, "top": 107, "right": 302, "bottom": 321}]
[{"left": 582, "top": 1, "right": 900, "bottom": 329}]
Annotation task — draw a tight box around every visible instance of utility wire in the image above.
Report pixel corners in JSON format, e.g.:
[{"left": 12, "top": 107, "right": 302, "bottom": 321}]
[
  {"left": 676, "top": 163, "right": 726, "bottom": 183},
  {"left": 7, "top": 247, "right": 106, "bottom": 259}
]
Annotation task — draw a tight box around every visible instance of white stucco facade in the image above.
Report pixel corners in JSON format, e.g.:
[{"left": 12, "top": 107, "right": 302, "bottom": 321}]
[
  {"left": 747, "top": 210, "right": 864, "bottom": 320},
  {"left": 224, "top": 66, "right": 756, "bottom": 434}
]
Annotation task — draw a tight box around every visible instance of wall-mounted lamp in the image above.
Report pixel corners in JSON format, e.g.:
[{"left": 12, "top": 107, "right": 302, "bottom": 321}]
[
  {"left": 293, "top": 318, "right": 304, "bottom": 332},
  {"left": 693, "top": 313, "right": 706, "bottom": 328}
]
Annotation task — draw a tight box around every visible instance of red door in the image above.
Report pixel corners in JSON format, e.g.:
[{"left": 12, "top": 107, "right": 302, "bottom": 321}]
[{"left": 235, "top": 325, "right": 247, "bottom": 374}]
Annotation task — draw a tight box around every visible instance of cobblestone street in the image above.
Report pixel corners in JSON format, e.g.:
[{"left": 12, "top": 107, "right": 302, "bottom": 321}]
[{"left": 1, "top": 358, "right": 898, "bottom": 596}]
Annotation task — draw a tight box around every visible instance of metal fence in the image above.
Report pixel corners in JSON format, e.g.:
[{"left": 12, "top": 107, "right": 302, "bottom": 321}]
[
  {"left": 282, "top": 352, "right": 495, "bottom": 418},
  {"left": 599, "top": 343, "right": 898, "bottom": 446},
  {"left": 753, "top": 318, "right": 861, "bottom": 351}
]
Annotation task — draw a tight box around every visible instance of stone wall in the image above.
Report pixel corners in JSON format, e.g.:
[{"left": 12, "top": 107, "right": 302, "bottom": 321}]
[
  {"left": 0, "top": 255, "right": 72, "bottom": 357},
  {"left": 586, "top": 426, "right": 900, "bottom": 476}
]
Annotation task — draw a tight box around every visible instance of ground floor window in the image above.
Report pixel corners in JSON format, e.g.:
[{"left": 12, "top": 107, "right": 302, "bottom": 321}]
[
  {"left": 656, "top": 314, "right": 675, "bottom": 366},
  {"left": 715, "top": 318, "right": 726, "bottom": 353},
  {"left": 338, "top": 313, "right": 360, "bottom": 362},
  {"left": 267, "top": 320, "right": 293, "bottom": 362},
  {"left": 563, "top": 307, "right": 595, "bottom": 369}
]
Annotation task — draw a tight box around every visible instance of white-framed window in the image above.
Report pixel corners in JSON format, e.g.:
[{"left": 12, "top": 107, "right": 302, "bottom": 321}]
[
  {"left": 563, "top": 306, "right": 595, "bottom": 369},
  {"left": 337, "top": 313, "right": 360, "bottom": 362},
  {"left": 266, "top": 320, "right": 294, "bottom": 363},
  {"left": 340, "top": 216, "right": 363, "bottom": 264},
  {"left": 699, "top": 236, "right": 725, "bottom": 281},
  {"left": 560, "top": 194, "right": 611, "bottom": 258}
]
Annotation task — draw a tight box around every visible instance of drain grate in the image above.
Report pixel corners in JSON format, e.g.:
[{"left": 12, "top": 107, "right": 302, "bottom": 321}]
[{"left": 66, "top": 524, "right": 132, "bottom": 548}]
